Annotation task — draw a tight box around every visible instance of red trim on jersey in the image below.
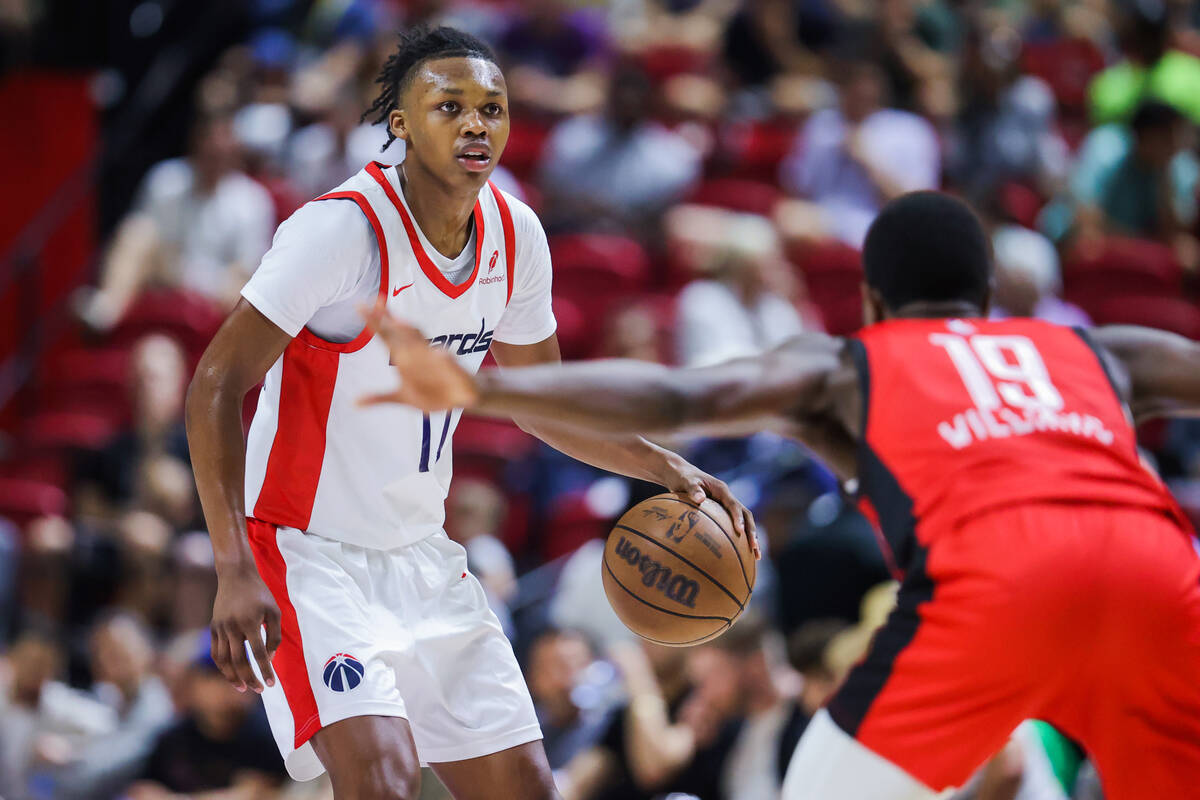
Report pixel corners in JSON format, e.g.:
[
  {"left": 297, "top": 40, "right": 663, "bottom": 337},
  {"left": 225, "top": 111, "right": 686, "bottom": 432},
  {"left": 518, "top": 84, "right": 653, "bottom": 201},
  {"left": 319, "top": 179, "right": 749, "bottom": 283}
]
[
  {"left": 296, "top": 190, "right": 390, "bottom": 353},
  {"left": 488, "top": 181, "right": 517, "bottom": 305},
  {"left": 252, "top": 340, "right": 340, "bottom": 529},
  {"left": 246, "top": 519, "right": 322, "bottom": 749},
  {"left": 366, "top": 162, "right": 485, "bottom": 300},
  {"left": 855, "top": 495, "right": 902, "bottom": 579}
]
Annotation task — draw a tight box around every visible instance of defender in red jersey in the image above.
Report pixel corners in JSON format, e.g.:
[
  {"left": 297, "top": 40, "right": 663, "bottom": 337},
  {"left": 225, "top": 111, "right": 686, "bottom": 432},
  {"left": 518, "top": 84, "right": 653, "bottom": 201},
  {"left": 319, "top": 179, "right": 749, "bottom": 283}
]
[{"left": 363, "top": 191, "right": 1200, "bottom": 799}]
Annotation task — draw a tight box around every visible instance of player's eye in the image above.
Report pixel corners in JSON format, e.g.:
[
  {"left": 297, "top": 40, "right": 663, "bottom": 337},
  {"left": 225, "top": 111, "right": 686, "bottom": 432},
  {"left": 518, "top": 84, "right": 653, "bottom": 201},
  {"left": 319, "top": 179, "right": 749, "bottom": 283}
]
[
  {"left": 484, "top": 103, "right": 503, "bottom": 116},
  {"left": 438, "top": 101, "right": 459, "bottom": 113}
]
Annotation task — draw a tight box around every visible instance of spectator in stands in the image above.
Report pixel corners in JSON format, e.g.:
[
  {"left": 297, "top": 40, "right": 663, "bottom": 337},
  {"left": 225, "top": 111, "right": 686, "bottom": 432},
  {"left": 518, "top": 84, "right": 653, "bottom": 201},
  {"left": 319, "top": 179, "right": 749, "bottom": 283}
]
[
  {"left": 1088, "top": 1, "right": 1200, "bottom": 125},
  {"left": 0, "top": 632, "right": 116, "bottom": 800},
  {"left": 989, "top": 224, "right": 1090, "bottom": 327},
  {"left": 445, "top": 477, "right": 518, "bottom": 635},
  {"left": 76, "top": 112, "right": 274, "bottom": 332},
  {"left": 675, "top": 213, "right": 808, "bottom": 367},
  {"left": 74, "top": 334, "right": 190, "bottom": 522},
  {"left": 52, "top": 612, "right": 174, "bottom": 800},
  {"left": 1064, "top": 100, "right": 1198, "bottom": 245},
  {"left": 785, "top": 619, "right": 847, "bottom": 718},
  {"left": 780, "top": 58, "right": 940, "bottom": 247},
  {"left": 720, "top": 0, "right": 832, "bottom": 90},
  {"left": 497, "top": 0, "right": 610, "bottom": 116},
  {"left": 526, "top": 627, "right": 614, "bottom": 772},
  {"left": 693, "top": 613, "right": 807, "bottom": 800},
  {"left": 563, "top": 639, "right": 736, "bottom": 800},
  {"left": 127, "top": 645, "right": 285, "bottom": 799},
  {"left": 948, "top": 20, "right": 1069, "bottom": 206},
  {"left": 539, "top": 61, "right": 703, "bottom": 234}
]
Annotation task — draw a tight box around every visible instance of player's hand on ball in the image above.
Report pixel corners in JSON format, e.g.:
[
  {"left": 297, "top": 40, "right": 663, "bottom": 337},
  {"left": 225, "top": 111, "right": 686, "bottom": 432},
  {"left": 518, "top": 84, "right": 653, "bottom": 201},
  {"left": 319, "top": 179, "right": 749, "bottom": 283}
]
[
  {"left": 359, "top": 303, "right": 480, "bottom": 411},
  {"left": 659, "top": 457, "right": 760, "bottom": 559},
  {"left": 211, "top": 565, "right": 281, "bottom": 694}
]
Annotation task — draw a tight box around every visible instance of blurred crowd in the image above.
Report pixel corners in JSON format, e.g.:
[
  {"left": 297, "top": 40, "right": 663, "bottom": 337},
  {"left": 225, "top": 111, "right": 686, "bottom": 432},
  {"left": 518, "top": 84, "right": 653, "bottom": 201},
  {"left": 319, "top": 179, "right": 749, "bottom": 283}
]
[{"left": 6, "top": 0, "right": 1200, "bottom": 798}]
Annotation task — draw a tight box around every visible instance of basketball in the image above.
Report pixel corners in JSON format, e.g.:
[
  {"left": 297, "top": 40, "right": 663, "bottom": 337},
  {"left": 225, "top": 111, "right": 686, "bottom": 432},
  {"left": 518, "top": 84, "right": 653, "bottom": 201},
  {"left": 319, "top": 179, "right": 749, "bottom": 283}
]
[{"left": 602, "top": 493, "right": 756, "bottom": 646}]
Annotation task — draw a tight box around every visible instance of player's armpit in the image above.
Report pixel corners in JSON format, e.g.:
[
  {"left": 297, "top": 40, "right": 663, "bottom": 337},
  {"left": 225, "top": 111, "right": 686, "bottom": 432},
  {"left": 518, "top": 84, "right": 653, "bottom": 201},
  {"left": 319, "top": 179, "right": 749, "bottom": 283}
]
[{"left": 1090, "top": 325, "right": 1200, "bottom": 421}]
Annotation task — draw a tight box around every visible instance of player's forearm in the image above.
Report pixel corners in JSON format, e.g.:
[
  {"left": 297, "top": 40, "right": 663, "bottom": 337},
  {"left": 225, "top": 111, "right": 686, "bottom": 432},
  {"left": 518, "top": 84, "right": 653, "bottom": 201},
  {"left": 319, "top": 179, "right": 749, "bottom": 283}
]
[
  {"left": 185, "top": 369, "right": 255, "bottom": 573},
  {"left": 473, "top": 360, "right": 695, "bottom": 435},
  {"left": 515, "top": 418, "right": 686, "bottom": 485}
]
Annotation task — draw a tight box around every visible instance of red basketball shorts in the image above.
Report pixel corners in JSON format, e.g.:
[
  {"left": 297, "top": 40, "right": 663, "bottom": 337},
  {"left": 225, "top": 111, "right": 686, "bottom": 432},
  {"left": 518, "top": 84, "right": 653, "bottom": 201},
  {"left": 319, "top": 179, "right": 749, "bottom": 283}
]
[{"left": 826, "top": 502, "right": 1200, "bottom": 799}]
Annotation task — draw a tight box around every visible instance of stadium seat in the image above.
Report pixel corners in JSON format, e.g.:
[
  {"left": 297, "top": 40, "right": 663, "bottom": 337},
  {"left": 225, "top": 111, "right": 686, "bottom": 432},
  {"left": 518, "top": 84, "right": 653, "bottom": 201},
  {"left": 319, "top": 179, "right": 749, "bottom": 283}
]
[
  {"left": 453, "top": 417, "right": 539, "bottom": 481},
  {"left": 686, "top": 178, "right": 783, "bottom": 217},
  {"left": 110, "top": 288, "right": 223, "bottom": 361},
  {"left": 1020, "top": 38, "right": 1105, "bottom": 114},
  {"left": 542, "top": 490, "right": 613, "bottom": 561},
  {"left": 549, "top": 234, "right": 652, "bottom": 290},
  {"left": 789, "top": 240, "right": 864, "bottom": 334},
  {"left": 1086, "top": 295, "right": 1200, "bottom": 340},
  {"left": 0, "top": 452, "right": 70, "bottom": 488},
  {"left": 23, "top": 409, "right": 119, "bottom": 452},
  {"left": 637, "top": 44, "right": 712, "bottom": 82},
  {"left": 712, "top": 119, "right": 798, "bottom": 183},
  {"left": 550, "top": 295, "right": 590, "bottom": 361},
  {"left": 499, "top": 117, "right": 552, "bottom": 182},
  {"left": 1063, "top": 237, "right": 1184, "bottom": 309},
  {"left": 0, "top": 477, "right": 67, "bottom": 529}
]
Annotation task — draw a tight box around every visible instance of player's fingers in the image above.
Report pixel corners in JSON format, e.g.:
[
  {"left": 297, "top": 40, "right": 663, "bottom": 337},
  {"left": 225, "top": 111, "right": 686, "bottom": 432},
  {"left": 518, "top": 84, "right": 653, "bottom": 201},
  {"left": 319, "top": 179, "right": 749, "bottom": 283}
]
[
  {"left": 687, "top": 480, "right": 706, "bottom": 505},
  {"left": 743, "top": 508, "right": 762, "bottom": 560},
  {"left": 224, "top": 624, "right": 262, "bottom": 693},
  {"left": 211, "top": 629, "right": 245, "bottom": 692},
  {"left": 245, "top": 623, "right": 275, "bottom": 690},
  {"left": 264, "top": 609, "right": 283, "bottom": 659},
  {"left": 707, "top": 480, "right": 746, "bottom": 536}
]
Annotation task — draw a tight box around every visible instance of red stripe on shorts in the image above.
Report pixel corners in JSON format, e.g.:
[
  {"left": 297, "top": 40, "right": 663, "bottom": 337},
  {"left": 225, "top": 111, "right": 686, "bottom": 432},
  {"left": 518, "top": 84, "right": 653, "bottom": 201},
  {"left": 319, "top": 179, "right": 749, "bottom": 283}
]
[{"left": 247, "top": 518, "right": 322, "bottom": 749}]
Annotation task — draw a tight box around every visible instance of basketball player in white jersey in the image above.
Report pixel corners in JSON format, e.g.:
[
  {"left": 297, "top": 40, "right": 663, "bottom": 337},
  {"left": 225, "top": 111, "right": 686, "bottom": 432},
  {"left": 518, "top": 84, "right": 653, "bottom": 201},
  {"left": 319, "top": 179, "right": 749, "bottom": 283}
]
[{"left": 185, "top": 26, "right": 755, "bottom": 800}]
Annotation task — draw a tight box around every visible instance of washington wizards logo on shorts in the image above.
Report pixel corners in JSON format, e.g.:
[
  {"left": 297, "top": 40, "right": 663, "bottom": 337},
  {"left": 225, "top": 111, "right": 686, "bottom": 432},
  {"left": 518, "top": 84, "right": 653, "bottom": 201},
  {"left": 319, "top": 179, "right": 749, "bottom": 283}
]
[{"left": 322, "top": 653, "right": 365, "bottom": 692}]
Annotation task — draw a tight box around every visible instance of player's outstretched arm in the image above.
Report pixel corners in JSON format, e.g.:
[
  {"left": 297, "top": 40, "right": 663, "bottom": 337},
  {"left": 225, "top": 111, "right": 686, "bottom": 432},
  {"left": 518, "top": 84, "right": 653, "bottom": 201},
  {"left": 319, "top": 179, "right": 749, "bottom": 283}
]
[
  {"left": 361, "top": 305, "right": 842, "bottom": 440},
  {"left": 1090, "top": 325, "right": 1200, "bottom": 421},
  {"left": 186, "top": 299, "right": 290, "bottom": 694}
]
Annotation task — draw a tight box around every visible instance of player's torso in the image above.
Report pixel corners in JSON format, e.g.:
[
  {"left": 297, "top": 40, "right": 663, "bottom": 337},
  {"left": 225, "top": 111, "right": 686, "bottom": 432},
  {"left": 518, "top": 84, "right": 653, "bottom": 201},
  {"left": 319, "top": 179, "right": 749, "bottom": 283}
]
[
  {"left": 245, "top": 163, "right": 516, "bottom": 549},
  {"left": 851, "top": 317, "right": 1183, "bottom": 571}
]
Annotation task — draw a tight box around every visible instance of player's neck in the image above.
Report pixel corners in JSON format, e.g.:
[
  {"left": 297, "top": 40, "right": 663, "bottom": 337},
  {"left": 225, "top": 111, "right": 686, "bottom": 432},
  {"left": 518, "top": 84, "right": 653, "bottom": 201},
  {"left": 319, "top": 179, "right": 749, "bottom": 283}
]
[
  {"left": 887, "top": 301, "right": 984, "bottom": 320},
  {"left": 397, "top": 160, "right": 479, "bottom": 259}
]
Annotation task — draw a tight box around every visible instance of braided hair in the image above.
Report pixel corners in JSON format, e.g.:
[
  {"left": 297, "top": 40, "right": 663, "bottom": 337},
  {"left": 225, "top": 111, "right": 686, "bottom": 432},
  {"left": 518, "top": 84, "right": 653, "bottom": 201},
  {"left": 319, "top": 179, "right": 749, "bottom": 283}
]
[{"left": 363, "top": 25, "right": 499, "bottom": 151}]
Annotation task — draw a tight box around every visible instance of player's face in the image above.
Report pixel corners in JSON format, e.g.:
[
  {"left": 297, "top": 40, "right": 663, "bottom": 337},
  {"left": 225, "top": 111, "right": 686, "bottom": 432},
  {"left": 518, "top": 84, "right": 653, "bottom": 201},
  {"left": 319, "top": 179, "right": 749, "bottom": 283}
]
[{"left": 393, "top": 57, "right": 510, "bottom": 189}]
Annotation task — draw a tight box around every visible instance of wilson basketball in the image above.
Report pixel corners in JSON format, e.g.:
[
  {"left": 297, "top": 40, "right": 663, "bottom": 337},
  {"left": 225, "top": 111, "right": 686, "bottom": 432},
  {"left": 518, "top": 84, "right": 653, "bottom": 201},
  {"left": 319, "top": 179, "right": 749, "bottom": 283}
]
[{"left": 602, "top": 493, "right": 756, "bottom": 646}]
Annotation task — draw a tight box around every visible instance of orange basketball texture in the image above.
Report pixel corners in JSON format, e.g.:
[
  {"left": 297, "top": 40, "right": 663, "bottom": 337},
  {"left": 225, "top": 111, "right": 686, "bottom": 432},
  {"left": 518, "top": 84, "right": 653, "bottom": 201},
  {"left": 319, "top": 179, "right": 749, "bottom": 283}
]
[{"left": 602, "top": 493, "right": 756, "bottom": 646}]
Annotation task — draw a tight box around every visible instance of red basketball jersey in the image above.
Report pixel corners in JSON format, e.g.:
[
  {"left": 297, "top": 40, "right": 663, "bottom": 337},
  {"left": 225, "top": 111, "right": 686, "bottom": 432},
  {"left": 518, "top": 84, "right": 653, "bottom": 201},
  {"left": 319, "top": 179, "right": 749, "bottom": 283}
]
[{"left": 850, "top": 317, "right": 1190, "bottom": 574}]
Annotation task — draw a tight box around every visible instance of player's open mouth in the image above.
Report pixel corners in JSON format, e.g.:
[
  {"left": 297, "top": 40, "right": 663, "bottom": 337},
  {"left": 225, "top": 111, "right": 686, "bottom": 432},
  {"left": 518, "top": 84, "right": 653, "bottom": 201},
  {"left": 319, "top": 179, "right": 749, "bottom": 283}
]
[{"left": 456, "top": 148, "right": 491, "bottom": 172}]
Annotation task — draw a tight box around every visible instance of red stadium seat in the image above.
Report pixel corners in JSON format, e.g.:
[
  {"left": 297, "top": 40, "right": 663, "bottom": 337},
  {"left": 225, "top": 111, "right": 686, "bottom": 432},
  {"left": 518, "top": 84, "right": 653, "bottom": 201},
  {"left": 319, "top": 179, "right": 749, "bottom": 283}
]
[
  {"left": 1086, "top": 295, "right": 1200, "bottom": 339},
  {"left": 452, "top": 417, "right": 539, "bottom": 482},
  {"left": 500, "top": 118, "right": 552, "bottom": 182},
  {"left": 788, "top": 240, "right": 863, "bottom": 335},
  {"left": 713, "top": 119, "right": 798, "bottom": 183},
  {"left": 687, "top": 178, "right": 783, "bottom": 217},
  {"left": 637, "top": 44, "right": 713, "bottom": 81},
  {"left": 111, "top": 288, "right": 223, "bottom": 360},
  {"left": 1063, "top": 237, "right": 1184, "bottom": 310},
  {"left": 0, "top": 478, "right": 67, "bottom": 529},
  {"left": 0, "top": 452, "right": 70, "bottom": 488},
  {"left": 1021, "top": 38, "right": 1105, "bottom": 113},
  {"left": 23, "top": 410, "right": 119, "bottom": 452},
  {"left": 542, "top": 490, "right": 612, "bottom": 561},
  {"left": 550, "top": 295, "right": 590, "bottom": 361},
  {"left": 550, "top": 234, "right": 652, "bottom": 290}
]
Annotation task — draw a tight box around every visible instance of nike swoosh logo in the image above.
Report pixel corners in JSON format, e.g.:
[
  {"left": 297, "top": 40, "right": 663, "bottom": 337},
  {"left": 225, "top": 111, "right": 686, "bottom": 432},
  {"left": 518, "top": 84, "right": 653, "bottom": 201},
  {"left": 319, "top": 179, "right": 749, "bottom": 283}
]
[{"left": 392, "top": 282, "right": 414, "bottom": 297}]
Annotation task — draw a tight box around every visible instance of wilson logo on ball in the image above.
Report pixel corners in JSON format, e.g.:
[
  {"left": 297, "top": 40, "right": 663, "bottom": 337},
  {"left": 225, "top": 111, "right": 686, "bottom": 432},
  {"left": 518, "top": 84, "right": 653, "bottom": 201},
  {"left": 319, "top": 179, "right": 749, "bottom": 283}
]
[
  {"left": 614, "top": 536, "right": 700, "bottom": 608},
  {"left": 322, "top": 653, "right": 365, "bottom": 693}
]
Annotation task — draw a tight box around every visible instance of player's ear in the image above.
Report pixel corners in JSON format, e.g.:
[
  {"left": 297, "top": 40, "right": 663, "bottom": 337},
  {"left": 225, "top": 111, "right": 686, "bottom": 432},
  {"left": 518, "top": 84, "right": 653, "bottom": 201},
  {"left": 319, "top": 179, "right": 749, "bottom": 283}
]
[
  {"left": 389, "top": 109, "right": 408, "bottom": 143},
  {"left": 862, "top": 284, "right": 886, "bottom": 326}
]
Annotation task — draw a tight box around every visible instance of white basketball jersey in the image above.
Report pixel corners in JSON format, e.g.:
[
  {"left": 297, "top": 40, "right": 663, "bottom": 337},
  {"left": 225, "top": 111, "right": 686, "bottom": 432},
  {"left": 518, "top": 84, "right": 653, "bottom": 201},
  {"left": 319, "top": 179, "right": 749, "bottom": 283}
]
[{"left": 244, "top": 162, "right": 524, "bottom": 549}]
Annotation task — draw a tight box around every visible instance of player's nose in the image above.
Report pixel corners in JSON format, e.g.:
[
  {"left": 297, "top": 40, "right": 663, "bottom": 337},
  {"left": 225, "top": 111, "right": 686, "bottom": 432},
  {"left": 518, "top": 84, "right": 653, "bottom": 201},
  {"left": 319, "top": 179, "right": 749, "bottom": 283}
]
[{"left": 460, "top": 110, "right": 486, "bottom": 136}]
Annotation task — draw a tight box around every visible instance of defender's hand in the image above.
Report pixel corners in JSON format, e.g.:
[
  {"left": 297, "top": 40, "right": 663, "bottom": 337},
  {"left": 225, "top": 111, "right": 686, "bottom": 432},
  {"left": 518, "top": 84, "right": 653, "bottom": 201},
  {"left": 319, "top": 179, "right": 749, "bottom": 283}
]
[
  {"left": 659, "top": 457, "right": 760, "bottom": 560},
  {"left": 211, "top": 566, "right": 280, "bottom": 693},
  {"left": 359, "top": 304, "right": 479, "bottom": 411}
]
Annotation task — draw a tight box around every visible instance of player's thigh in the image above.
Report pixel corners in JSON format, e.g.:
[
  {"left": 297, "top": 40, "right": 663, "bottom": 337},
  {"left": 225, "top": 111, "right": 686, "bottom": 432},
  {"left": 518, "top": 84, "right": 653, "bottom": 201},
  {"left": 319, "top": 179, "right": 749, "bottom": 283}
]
[
  {"left": 783, "top": 710, "right": 938, "bottom": 800},
  {"left": 311, "top": 715, "right": 422, "bottom": 800},
  {"left": 429, "top": 741, "right": 559, "bottom": 800}
]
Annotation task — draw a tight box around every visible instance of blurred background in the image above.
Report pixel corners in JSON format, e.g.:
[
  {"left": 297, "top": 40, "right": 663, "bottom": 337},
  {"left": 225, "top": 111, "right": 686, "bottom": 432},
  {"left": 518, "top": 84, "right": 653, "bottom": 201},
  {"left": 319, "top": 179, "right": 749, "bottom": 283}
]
[{"left": 2, "top": 0, "right": 1199, "bottom": 797}]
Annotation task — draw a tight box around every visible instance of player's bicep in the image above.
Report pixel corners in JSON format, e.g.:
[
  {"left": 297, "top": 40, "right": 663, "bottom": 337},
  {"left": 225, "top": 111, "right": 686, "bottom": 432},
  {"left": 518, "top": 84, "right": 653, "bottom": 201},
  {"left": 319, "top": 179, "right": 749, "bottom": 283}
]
[
  {"left": 1091, "top": 325, "right": 1200, "bottom": 420},
  {"left": 191, "top": 300, "right": 293, "bottom": 398}
]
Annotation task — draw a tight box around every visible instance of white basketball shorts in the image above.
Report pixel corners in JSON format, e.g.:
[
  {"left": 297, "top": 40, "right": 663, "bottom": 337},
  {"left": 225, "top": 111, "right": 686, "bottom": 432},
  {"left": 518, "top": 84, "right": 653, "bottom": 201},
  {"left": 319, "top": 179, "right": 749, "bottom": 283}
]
[{"left": 246, "top": 519, "right": 542, "bottom": 781}]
